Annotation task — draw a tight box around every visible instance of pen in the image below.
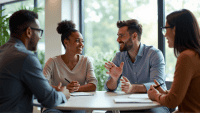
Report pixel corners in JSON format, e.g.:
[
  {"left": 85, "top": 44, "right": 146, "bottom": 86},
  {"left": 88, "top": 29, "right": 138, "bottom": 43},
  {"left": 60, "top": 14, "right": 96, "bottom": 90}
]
[
  {"left": 154, "top": 83, "right": 164, "bottom": 89},
  {"left": 64, "top": 78, "right": 70, "bottom": 83}
]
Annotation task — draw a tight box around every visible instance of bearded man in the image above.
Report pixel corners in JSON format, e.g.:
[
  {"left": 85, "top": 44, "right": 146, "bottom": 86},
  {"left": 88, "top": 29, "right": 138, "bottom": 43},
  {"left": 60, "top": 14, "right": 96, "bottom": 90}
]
[{"left": 104, "top": 19, "right": 170, "bottom": 113}]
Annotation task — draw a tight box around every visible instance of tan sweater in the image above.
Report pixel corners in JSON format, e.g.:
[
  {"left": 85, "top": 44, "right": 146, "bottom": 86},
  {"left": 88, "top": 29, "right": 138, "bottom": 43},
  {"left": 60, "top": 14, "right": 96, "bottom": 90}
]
[
  {"left": 43, "top": 55, "right": 97, "bottom": 87},
  {"left": 156, "top": 50, "right": 200, "bottom": 112}
]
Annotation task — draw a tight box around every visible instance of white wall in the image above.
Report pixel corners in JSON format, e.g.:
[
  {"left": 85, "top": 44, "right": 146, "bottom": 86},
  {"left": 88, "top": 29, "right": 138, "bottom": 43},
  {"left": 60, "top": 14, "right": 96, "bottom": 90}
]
[{"left": 45, "top": 0, "right": 79, "bottom": 62}]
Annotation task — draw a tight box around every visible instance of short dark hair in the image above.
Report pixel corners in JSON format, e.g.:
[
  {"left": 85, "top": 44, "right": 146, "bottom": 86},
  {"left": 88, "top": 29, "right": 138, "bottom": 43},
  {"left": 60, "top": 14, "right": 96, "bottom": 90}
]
[
  {"left": 167, "top": 9, "right": 200, "bottom": 57},
  {"left": 117, "top": 19, "right": 142, "bottom": 41},
  {"left": 56, "top": 20, "right": 78, "bottom": 49},
  {"left": 9, "top": 10, "right": 38, "bottom": 38}
]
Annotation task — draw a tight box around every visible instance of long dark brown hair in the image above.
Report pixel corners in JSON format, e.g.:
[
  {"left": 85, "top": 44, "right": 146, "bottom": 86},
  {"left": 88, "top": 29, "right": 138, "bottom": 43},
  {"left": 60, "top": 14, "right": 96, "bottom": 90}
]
[{"left": 166, "top": 9, "right": 200, "bottom": 58}]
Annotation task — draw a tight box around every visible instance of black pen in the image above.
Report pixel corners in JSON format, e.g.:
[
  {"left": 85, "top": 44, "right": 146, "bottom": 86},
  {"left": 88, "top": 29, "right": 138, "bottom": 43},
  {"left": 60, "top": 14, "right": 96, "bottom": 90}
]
[
  {"left": 64, "top": 78, "right": 70, "bottom": 83},
  {"left": 154, "top": 83, "right": 164, "bottom": 89}
]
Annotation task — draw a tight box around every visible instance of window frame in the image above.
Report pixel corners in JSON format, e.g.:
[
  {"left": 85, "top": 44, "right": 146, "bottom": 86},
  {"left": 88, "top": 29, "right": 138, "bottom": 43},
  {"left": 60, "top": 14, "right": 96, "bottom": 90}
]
[{"left": 79, "top": 0, "right": 166, "bottom": 58}]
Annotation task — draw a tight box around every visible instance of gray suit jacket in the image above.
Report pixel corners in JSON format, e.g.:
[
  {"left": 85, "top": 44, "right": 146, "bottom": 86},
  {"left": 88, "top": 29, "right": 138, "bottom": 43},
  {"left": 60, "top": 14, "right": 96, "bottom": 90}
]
[{"left": 0, "top": 37, "right": 67, "bottom": 112}]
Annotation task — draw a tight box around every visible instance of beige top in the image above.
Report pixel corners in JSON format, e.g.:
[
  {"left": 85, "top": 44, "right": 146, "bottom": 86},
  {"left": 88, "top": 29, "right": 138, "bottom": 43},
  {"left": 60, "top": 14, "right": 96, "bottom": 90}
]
[
  {"left": 43, "top": 55, "right": 97, "bottom": 87},
  {"left": 157, "top": 50, "right": 200, "bottom": 112}
]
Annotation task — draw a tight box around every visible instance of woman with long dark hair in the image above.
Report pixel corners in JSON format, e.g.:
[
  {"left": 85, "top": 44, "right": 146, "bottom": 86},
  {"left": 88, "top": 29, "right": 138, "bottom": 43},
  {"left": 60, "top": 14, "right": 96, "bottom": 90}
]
[{"left": 148, "top": 9, "right": 200, "bottom": 112}]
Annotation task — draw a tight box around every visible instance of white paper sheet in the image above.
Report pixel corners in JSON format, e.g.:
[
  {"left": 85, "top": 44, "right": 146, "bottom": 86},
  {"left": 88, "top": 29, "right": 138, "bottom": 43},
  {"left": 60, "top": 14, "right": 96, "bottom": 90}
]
[
  {"left": 128, "top": 94, "right": 149, "bottom": 99},
  {"left": 114, "top": 98, "right": 153, "bottom": 103},
  {"left": 70, "top": 92, "right": 94, "bottom": 96}
]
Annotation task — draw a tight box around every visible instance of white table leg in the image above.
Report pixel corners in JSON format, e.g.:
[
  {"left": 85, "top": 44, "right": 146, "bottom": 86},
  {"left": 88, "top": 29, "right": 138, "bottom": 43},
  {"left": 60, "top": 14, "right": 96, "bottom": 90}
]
[
  {"left": 86, "top": 110, "right": 93, "bottom": 113},
  {"left": 112, "top": 110, "right": 120, "bottom": 113}
]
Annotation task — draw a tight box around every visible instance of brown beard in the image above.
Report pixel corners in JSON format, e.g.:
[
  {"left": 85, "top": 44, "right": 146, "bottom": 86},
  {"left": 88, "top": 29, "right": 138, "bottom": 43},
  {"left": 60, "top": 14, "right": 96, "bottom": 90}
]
[{"left": 120, "top": 37, "right": 133, "bottom": 52}]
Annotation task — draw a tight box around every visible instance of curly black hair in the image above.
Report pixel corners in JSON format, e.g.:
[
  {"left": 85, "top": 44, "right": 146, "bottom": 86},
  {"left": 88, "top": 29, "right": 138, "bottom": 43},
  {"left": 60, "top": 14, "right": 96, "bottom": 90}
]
[{"left": 56, "top": 20, "right": 78, "bottom": 48}]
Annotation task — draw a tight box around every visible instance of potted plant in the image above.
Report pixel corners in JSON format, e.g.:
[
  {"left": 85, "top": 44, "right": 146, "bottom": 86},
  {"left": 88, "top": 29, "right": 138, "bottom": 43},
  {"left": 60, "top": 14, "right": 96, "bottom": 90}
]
[
  {"left": 0, "top": 6, "right": 43, "bottom": 46},
  {"left": 0, "top": 9, "right": 10, "bottom": 46}
]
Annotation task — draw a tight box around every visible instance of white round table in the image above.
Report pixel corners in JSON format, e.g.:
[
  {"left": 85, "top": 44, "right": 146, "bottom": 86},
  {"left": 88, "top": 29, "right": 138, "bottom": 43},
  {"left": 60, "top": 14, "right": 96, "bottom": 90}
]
[{"left": 33, "top": 91, "right": 162, "bottom": 113}]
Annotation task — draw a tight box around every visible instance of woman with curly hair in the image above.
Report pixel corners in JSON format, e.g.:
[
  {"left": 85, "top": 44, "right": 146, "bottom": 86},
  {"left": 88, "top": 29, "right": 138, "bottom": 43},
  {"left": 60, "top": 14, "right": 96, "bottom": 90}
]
[{"left": 43, "top": 20, "right": 97, "bottom": 113}]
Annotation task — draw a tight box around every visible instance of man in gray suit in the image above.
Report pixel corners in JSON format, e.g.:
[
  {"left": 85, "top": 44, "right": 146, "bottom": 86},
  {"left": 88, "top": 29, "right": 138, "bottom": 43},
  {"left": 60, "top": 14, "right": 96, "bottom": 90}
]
[{"left": 0, "top": 10, "right": 70, "bottom": 113}]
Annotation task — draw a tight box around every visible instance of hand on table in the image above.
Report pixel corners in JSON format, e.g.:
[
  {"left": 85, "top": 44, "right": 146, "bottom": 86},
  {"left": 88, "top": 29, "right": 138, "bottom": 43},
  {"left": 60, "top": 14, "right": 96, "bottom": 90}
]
[
  {"left": 104, "top": 61, "right": 124, "bottom": 81},
  {"left": 67, "top": 81, "right": 80, "bottom": 93},
  {"left": 55, "top": 82, "right": 70, "bottom": 99},
  {"left": 120, "top": 76, "right": 133, "bottom": 94}
]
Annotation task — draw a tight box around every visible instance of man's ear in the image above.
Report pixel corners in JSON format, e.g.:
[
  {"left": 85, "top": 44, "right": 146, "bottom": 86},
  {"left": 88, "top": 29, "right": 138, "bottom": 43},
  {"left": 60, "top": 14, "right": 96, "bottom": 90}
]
[
  {"left": 25, "top": 27, "right": 32, "bottom": 39},
  {"left": 131, "top": 32, "right": 138, "bottom": 40}
]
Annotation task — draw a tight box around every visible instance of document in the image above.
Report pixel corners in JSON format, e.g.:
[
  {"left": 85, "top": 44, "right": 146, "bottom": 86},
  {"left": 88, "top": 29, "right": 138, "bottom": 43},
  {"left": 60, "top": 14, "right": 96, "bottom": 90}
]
[
  {"left": 70, "top": 92, "right": 94, "bottom": 96},
  {"left": 114, "top": 98, "right": 153, "bottom": 103},
  {"left": 128, "top": 94, "right": 149, "bottom": 99}
]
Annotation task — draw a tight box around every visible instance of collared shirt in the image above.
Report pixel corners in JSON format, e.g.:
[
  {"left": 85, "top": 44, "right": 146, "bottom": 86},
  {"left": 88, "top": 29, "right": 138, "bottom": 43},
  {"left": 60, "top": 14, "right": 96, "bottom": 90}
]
[
  {"left": 0, "top": 38, "right": 67, "bottom": 112},
  {"left": 104, "top": 43, "right": 167, "bottom": 91}
]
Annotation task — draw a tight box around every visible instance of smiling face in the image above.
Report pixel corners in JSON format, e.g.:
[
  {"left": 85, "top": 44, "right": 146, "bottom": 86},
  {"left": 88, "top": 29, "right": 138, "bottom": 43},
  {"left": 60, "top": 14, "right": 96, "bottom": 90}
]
[
  {"left": 117, "top": 26, "right": 133, "bottom": 52},
  {"left": 65, "top": 31, "right": 84, "bottom": 54},
  {"left": 164, "top": 21, "right": 175, "bottom": 48}
]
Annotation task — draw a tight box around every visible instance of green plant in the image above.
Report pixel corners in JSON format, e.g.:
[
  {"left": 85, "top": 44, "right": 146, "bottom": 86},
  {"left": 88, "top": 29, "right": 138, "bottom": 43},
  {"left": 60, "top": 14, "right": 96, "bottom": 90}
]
[
  {"left": 0, "top": 9, "right": 10, "bottom": 46},
  {"left": 37, "top": 50, "right": 45, "bottom": 68},
  {"left": 17, "top": 6, "right": 43, "bottom": 13},
  {"left": 0, "top": 6, "right": 43, "bottom": 47},
  {"left": 88, "top": 50, "right": 117, "bottom": 91}
]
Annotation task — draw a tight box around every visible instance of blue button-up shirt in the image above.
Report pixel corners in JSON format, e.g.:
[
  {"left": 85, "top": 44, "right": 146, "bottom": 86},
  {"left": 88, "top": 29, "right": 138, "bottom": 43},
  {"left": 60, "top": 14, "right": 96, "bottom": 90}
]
[
  {"left": 0, "top": 38, "right": 67, "bottom": 112},
  {"left": 105, "top": 43, "right": 167, "bottom": 91}
]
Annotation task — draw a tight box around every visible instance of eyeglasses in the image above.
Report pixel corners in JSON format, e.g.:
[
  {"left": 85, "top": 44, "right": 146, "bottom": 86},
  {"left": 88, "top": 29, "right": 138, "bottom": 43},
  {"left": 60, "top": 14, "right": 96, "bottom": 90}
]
[
  {"left": 30, "top": 27, "right": 43, "bottom": 37},
  {"left": 117, "top": 34, "right": 128, "bottom": 39},
  {"left": 161, "top": 26, "right": 173, "bottom": 35}
]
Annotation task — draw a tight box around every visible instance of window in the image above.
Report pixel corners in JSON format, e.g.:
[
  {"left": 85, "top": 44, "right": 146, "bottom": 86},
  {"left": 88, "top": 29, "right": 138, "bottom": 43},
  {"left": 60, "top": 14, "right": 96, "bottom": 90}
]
[
  {"left": 37, "top": 0, "right": 45, "bottom": 52},
  {"left": 84, "top": 0, "right": 119, "bottom": 56},
  {"left": 83, "top": 0, "right": 119, "bottom": 91},
  {"left": 122, "top": 0, "right": 158, "bottom": 48}
]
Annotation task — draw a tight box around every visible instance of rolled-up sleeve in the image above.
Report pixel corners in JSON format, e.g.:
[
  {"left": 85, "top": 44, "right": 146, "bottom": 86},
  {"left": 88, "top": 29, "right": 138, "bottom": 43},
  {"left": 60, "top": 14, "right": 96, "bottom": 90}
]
[
  {"left": 104, "top": 53, "right": 121, "bottom": 92},
  {"left": 21, "top": 55, "right": 67, "bottom": 108},
  {"left": 86, "top": 58, "right": 98, "bottom": 87},
  {"left": 143, "top": 50, "right": 166, "bottom": 91}
]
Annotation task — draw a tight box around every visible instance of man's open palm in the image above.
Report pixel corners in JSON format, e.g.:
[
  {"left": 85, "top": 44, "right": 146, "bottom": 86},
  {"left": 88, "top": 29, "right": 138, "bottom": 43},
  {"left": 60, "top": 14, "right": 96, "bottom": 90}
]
[{"left": 105, "top": 61, "right": 124, "bottom": 80}]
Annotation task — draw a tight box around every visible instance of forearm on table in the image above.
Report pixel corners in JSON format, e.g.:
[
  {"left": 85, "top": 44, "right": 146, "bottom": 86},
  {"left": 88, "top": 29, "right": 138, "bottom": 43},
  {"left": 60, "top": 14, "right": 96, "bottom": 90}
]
[
  {"left": 106, "top": 78, "right": 118, "bottom": 91},
  {"left": 78, "top": 83, "right": 96, "bottom": 92},
  {"left": 132, "top": 84, "right": 147, "bottom": 93}
]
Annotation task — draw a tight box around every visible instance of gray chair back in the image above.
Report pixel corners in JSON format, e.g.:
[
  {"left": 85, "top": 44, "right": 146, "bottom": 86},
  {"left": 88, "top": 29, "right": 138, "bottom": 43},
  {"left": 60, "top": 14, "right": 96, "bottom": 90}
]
[{"left": 165, "top": 81, "right": 173, "bottom": 90}]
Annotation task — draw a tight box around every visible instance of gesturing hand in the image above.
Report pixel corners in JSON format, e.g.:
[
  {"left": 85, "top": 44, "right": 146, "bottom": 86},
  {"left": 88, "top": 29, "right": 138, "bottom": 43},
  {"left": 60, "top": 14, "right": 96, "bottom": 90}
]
[
  {"left": 67, "top": 81, "right": 80, "bottom": 93},
  {"left": 104, "top": 61, "right": 124, "bottom": 81},
  {"left": 55, "top": 82, "right": 70, "bottom": 99},
  {"left": 120, "top": 76, "right": 133, "bottom": 94}
]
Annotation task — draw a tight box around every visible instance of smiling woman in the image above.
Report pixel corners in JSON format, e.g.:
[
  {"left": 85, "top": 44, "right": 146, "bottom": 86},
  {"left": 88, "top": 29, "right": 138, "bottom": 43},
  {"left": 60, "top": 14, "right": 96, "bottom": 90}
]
[
  {"left": 148, "top": 9, "right": 200, "bottom": 112},
  {"left": 42, "top": 20, "right": 98, "bottom": 113}
]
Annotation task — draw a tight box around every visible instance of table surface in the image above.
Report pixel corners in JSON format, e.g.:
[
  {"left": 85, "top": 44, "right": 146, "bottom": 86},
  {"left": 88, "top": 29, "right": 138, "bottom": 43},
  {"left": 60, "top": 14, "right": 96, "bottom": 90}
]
[{"left": 33, "top": 91, "right": 162, "bottom": 111}]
